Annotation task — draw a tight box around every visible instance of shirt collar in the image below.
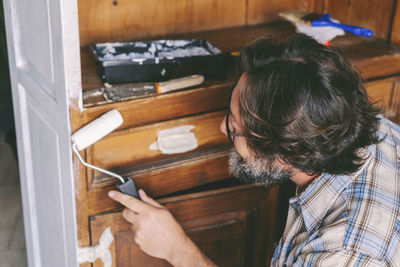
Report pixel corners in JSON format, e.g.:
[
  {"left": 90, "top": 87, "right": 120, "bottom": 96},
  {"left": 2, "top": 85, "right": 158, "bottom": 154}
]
[{"left": 289, "top": 148, "right": 372, "bottom": 233}]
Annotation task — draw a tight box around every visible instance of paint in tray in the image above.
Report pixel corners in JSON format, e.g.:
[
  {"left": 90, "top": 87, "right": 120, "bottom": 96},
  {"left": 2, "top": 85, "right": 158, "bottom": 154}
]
[{"left": 92, "top": 40, "right": 227, "bottom": 84}]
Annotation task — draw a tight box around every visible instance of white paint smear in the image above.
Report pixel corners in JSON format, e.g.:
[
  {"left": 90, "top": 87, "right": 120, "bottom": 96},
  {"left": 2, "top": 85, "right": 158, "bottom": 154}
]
[
  {"left": 78, "top": 227, "right": 114, "bottom": 267},
  {"left": 149, "top": 125, "right": 198, "bottom": 154},
  {"left": 97, "top": 40, "right": 221, "bottom": 62}
]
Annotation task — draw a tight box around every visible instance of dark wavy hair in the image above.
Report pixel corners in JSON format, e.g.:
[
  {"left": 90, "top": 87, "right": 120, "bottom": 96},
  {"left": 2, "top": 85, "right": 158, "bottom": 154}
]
[{"left": 239, "top": 33, "right": 381, "bottom": 175}]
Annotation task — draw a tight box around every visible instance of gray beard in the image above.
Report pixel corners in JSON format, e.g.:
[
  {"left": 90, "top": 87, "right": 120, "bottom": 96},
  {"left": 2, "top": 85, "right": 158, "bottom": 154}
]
[{"left": 228, "top": 149, "right": 291, "bottom": 187}]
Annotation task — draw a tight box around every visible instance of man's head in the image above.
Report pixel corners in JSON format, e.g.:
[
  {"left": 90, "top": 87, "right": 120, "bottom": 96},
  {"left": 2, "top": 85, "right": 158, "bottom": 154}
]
[{"left": 220, "top": 33, "right": 380, "bottom": 186}]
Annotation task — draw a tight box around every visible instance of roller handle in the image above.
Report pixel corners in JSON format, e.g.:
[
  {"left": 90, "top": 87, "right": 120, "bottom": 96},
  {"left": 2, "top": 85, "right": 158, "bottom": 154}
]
[
  {"left": 155, "top": 75, "right": 205, "bottom": 93},
  {"left": 116, "top": 177, "right": 140, "bottom": 199}
]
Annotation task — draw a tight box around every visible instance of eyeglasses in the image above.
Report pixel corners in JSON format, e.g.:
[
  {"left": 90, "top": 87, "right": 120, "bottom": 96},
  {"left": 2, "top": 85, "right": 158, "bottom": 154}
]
[
  {"left": 226, "top": 84, "right": 245, "bottom": 145},
  {"left": 226, "top": 111, "right": 245, "bottom": 144}
]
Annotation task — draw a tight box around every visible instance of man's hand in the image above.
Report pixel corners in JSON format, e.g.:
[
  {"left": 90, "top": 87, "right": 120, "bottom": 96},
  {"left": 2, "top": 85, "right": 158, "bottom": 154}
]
[
  {"left": 108, "top": 189, "right": 187, "bottom": 261},
  {"left": 108, "top": 189, "right": 216, "bottom": 266}
]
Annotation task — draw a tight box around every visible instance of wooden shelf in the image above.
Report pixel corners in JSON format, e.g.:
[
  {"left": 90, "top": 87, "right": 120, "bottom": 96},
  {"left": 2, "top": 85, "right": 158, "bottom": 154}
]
[{"left": 80, "top": 20, "right": 400, "bottom": 108}]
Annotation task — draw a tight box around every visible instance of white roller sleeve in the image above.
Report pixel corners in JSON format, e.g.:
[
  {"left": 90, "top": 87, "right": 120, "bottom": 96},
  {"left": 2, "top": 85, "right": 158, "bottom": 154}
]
[{"left": 71, "top": 109, "right": 123, "bottom": 151}]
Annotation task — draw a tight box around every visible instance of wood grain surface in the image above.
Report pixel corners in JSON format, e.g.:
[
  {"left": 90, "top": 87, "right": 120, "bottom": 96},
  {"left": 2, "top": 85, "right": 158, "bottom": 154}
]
[
  {"left": 78, "top": 0, "right": 247, "bottom": 46},
  {"left": 366, "top": 76, "right": 400, "bottom": 123},
  {"left": 248, "top": 0, "right": 314, "bottom": 25},
  {"left": 86, "top": 110, "right": 227, "bottom": 172},
  {"left": 90, "top": 184, "right": 279, "bottom": 267},
  {"left": 391, "top": 0, "right": 400, "bottom": 45},
  {"left": 74, "top": 79, "right": 233, "bottom": 132},
  {"left": 78, "top": 0, "right": 396, "bottom": 46},
  {"left": 86, "top": 150, "right": 231, "bottom": 215},
  {"left": 313, "top": 0, "right": 395, "bottom": 40},
  {"left": 73, "top": 3, "right": 400, "bottom": 266}
]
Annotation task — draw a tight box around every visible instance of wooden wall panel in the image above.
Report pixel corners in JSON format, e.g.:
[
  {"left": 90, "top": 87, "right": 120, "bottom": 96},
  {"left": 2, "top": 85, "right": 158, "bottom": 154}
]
[
  {"left": 313, "top": 0, "right": 395, "bottom": 40},
  {"left": 78, "top": 0, "right": 246, "bottom": 46},
  {"left": 391, "top": 1, "right": 400, "bottom": 45},
  {"left": 248, "top": 0, "right": 314, "bottom": 25},
  {"left": 78, "top": 0, "right": 397, "bottom": 45}
]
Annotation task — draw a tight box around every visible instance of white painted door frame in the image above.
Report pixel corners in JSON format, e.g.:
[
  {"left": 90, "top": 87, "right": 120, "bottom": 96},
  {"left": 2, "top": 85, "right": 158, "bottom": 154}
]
[{"left": 3, "top": 0, "right": 82, "bottom": 266}]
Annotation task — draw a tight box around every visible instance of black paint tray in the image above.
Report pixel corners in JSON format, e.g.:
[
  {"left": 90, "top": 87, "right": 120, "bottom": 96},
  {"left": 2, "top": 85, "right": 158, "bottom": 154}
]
[{"left": 93, "top": 40, "right": 226, "bottom": 84}]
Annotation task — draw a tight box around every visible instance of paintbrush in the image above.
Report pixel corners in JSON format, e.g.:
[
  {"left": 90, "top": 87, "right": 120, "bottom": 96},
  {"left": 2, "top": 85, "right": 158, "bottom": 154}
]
[
  {"left": 279, "top": 11, "right": 373, "bottom": 37},
  {"left": 102, "top": 74, "right": 205, "bottom": 102}
]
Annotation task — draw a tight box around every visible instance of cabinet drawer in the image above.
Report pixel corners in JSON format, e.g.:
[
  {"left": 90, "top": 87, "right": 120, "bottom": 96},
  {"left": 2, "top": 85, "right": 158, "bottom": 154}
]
[
  {"left": 86, "top": 150, "right": 231, "bottom": 214},
  {"left": 84, "top": 110, "right": 232, "bottom": 214},
  {"left": 89, "top": 184, "right": 279, "bottom": 267},
  {"left": 81, "top": 82, "right": 232, "bottom": 129},
  {"left": 86, "top": 110, "right": 229, "bottom": 185}
]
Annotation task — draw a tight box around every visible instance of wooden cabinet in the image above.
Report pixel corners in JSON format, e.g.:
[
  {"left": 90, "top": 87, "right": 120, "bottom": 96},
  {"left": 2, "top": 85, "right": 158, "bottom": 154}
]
[
  {"left": 71, "top": 1, "right": 400, "bottom": 267},
  {"left": 90, "top": 185, "right": 279, "bottom": 267},
  {"left": 5, "top": 0, "right": 400, "bottom": 266}
]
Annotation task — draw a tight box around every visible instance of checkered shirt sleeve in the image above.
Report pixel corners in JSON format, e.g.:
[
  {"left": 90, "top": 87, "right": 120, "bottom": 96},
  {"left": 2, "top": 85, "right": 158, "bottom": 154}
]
[{"left": 271, "top": 117, "right": 400, "bottom": 266}]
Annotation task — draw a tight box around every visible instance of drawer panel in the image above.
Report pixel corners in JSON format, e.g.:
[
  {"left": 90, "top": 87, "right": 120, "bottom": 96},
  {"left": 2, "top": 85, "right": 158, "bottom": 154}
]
[
  {"left": 90, "top": 184, "right": 279, "bottom": 267},
  {"left": 87, "top": 150, "right": 231, "bottom": 214},
  {"left": 86, "top": 110, "right": 229, "bottom": 184},
  {"left": 74, "top": 79, "right": 233, "bottom": 131}
]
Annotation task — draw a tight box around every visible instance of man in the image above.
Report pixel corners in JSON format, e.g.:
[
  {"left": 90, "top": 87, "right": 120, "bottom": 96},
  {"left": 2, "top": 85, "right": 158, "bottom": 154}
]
[{"left": 108, "top": 33, "right": 400, "bottom": 266}]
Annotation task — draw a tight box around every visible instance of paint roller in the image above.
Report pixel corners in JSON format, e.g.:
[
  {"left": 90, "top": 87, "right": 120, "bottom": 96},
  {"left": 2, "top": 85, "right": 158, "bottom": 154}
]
[{"left": 71, "top": 109, "right": 139, "bottom": 199}]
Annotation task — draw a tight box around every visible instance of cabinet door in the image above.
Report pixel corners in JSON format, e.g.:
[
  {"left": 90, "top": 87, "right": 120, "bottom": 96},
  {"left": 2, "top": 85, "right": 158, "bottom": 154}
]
[
  {"left": 3, "top": 0, "right": 80, "bottom": 266},
  {"left": 90, "top": 184, "right": 279, "bottom": 267}
]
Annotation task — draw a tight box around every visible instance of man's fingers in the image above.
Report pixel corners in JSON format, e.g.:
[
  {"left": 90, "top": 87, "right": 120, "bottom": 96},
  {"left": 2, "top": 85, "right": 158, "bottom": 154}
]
[
  {"left": 139, "top": 189, "right": 163, "bottom": 208},
  {"left": 122, "top": 208, "right": 138, "bottom": 223},
  {"left": 108, "top": 190, "right": 149, "bottom": 213}
]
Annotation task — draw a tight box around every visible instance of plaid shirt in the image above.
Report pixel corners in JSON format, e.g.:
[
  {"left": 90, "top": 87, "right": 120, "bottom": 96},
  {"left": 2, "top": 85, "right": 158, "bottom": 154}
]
[{"left": 272, "top": 117, "right": 400, "bottom": 266}]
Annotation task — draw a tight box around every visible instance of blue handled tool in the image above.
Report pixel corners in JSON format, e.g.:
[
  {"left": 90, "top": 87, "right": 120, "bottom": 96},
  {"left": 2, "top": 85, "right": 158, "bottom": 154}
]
[{"left": 311, "top": 13, "right": 373, "bottom": 37}]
